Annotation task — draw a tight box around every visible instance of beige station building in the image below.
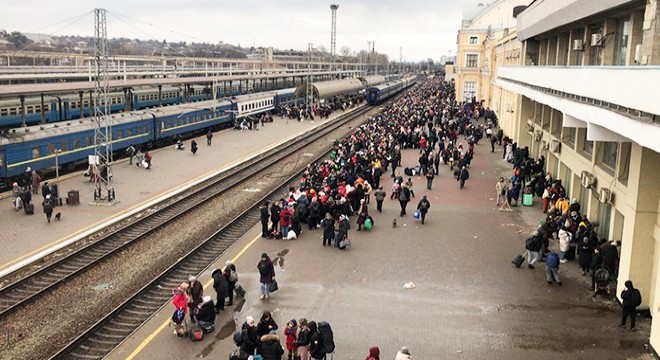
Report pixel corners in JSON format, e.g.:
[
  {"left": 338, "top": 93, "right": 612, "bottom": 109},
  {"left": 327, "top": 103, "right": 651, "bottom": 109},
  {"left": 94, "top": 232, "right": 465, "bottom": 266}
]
[{"left": 457, "top": 0, "right": 660, "bottom": 353}]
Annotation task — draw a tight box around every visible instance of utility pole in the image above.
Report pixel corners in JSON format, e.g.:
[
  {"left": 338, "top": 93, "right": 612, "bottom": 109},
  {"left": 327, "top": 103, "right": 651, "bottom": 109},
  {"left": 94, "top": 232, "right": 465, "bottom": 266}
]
[
  {"left": 399, "top": 46, "right": 403, "bottom": 74},
  {"left": 93, "top": 8, "right": 115, "bottom": 203},
  {"left": 306, "top": 43, "right": 313, "bottom": 116},
  {"left": 366, "top": 41, "right": 372, "bottom": 75},
  {"left": 330, "top": 4, "right": 339, "bottom": 66}
]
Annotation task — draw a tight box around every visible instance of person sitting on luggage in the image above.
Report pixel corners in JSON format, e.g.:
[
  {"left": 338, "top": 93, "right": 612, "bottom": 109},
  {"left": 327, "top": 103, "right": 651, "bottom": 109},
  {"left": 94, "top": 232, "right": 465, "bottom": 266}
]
[{"left": 195, "top": 296, "right": 216, "bottom": 332}]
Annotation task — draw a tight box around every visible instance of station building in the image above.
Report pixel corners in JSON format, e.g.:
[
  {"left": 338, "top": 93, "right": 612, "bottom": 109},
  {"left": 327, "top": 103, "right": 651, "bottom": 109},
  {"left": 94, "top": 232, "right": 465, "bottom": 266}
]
[{"left": 458, "top": 0, "right": 660, "bottom": 353}]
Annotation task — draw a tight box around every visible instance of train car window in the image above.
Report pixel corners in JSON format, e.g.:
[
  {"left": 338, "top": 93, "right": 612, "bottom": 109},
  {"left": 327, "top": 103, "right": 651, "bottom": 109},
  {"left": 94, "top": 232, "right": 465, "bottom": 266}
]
[
  {"left": 70, "top": 102, "right": 77, "bottom": 109},
  {"left": 116, "top": 130, "right": 123, "bottom": 139},
  {"left": 47, "top": 144, "right": 55, "bottom": 155},
  {"left": 144, "top": 125, "right": 148, "bottom": 134},
  {"left": 127, "top": 128, "right": 132, "bottom": 137},
  {"left": 61, "top": 140, "right": 69, "bottom": 152},
  {"left": 86, "top": 136, "right": 93, "bottom": 147},
  {"left": 74, "top": 138, "right": 81, "bottom": 149},
  {"left": 0, "top": 153, "right": 4, "bottom": 167},
  {"left": 136, "top": 127, "right": 142, "bottom": 135},
  {"left": 32, "top": 147, "right": 41, "bottom": 159},
  {"left": 0, "top": 109, "right": 7, "bottom": 116},
  {"left": 9, "top": 108, "right": 17, "bottom": 116}
]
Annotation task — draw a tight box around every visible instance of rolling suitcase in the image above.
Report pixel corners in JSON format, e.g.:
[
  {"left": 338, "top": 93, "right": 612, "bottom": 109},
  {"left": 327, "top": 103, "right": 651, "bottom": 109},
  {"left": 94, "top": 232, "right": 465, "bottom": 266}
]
[
  {"left": 234, "top": 284, "right": 246, "bottom": 298},
  {"left": 512, "top": 254, "right": 525, "bottom": 268},
  {"left": 25, "top": 204, "right": 35, "bottom": 215}
]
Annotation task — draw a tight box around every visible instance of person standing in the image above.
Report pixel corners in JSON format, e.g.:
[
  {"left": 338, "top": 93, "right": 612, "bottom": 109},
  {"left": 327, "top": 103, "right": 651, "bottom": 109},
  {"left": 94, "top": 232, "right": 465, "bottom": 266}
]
[
  {"left": 308, "top": 197, "right": 321, "bottom": 230},
  {"left": 321, "top": 213, "right": 335, "bottom": 246},
  {"left": 284, "top": 319, "right": 298, "bottom": 360},
  {"left": 191, "top": 140, "right": 198, "bottom": 155},
  {"left": 187, "top": 275, "right": 204, "bottom": 323},
  {"left": 395, "top": 346, "right": 413, "bottom": 360},
  {"left": 224, "top": 260, "right": 237, "bottom": 306},
  {"left": 416, "top": 195, "right": 431, "bottom": 225},
  {"left": 260, "top": 201, "right": 270, "bottom": 238},
  {"left": 374, "top": 186, "right": 386, "bottom": 213},
  {"left": 42, "top": 194, "right": 55, "bottom": 223},
  {"left": 241, "top": 316, "right": 258, "bottom": 356},
  {"left": 336, "top": 214, "right": 350, "bottom": 249},
  {"left": 545, "top": 252, "right": 562, "bottom": 286},
  {"left": 307, "top": 321, "right": 324, "bottom": 360},
  {"left": 404, "top": 178, "right": 415, "bottom": 198},
  {"left": 356, "top": 199, "right": 369, "bottom": 231},
  {"left": 366, "top": 346, "right": 380, "bottom": 360},
  {"left": 425, "top": 168, "right": 435, "bottom": 190},
  {"left": 495, "top": 177, "right": 507, "bottom": 206},
  {"left": 398, "top": 183, "right": 411, "bottom": 217},
  {"left": 172, "top": 282, "right": 189, "bottom": 327},
  {"left": 270, "top": 202, "right": 282, "bottom": 233},
  {"left": 256, "top": 311, "right": 279, "bottom": 338},
  {"left": 458, "top": 166, "right": 470, "bottom": 189},
  {"left": 296, "top": 318, "right": 312, "bottom": 360},
  {"left": 257, "top": 331, "right": 285, "bottom": 360},
  {"left": 211, "top": 268, "right": 228, "bottom": 313},
  {"left": 126, "top": 144, "right": 136, "bottom": 165},
  {"left": 258, "top": 253, "right": 276, "bottom": 300},
  {"left": 620, "top": 280, "right": 641, "bottom": 331},
  {"left": 206, "top": 130, "right": 213, "bottom": 146}
]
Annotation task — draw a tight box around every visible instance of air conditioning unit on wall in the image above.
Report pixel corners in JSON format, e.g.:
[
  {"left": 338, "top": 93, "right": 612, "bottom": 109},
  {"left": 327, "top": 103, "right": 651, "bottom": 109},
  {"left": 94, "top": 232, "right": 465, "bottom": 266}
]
[
  {"left": 573, "top": 39, "right": 584, "bottom": 51},
  {"left": 550, "top": 140, "right": 561, "bottom": 153},
  {"left": 534, "top": 130, "right": 542, "bottom": 142},
  {"left": 581, "top": 171, "right": 595, "bottom": 188},
  {"left": 591, "top": 34, "right": 603, "bottom": 47},
  {"left": 541, "top": 140, "right": 549, "bottom": 150},
  {"left": 599, "top": 188, "right": 612, "bottom": 203}
]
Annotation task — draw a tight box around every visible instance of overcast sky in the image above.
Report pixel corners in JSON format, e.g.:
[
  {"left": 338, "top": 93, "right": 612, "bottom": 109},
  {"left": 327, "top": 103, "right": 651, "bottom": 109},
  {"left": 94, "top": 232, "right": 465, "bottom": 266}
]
[{"left": 0, "top": 0, "right": 467, "bottom": 62}]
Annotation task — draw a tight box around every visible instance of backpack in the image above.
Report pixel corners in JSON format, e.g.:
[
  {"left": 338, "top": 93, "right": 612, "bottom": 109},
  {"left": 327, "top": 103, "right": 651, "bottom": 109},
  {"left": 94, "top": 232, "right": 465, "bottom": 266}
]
[
  {"left": 631, "top": 289, "right": 642, "bottom": 307},
  {"left": 233, "top": 329, "right": 244, "bottom": 346},
  {"left": 419, "top": 200, "right": 429, "bottom": 211},
  {"left": 43, "top": 200, "right": 53, "bottom": 213},
  {"left": 171, "top": 308, "right": 184, "bottom": 325},
  {"left": 317, "top": 321, "right": 335, "bottom": 354},
  {"left": 189, "top": 325, "right": 204, "bottom": 341},
  {"left": 525, "top": 237, "right": 541, "bottom": 251},
  {"left": 228, "top": 269, "right": 238, "bottom": 283}
]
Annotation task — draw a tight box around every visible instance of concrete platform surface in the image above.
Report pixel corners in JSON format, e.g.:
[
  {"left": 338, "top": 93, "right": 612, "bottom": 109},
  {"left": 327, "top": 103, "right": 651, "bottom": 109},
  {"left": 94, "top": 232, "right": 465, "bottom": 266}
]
[
  {"left": 0, "top": 110, "right": 348, "bottom": 277},
  {"left": 108, "top": 138, "right": 653, "bottom": 360}
]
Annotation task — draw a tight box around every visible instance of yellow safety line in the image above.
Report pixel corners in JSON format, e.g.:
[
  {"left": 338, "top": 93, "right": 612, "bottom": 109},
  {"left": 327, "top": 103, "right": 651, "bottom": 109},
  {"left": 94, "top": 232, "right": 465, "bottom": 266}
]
[{"left": 124, "top": 233, "right": 262, "bottom": 360}]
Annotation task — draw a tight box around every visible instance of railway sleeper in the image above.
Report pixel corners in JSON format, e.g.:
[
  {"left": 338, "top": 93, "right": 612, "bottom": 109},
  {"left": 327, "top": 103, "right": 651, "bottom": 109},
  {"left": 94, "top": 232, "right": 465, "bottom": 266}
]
[
  {"left": 123, "top": 307, "right": 153, "bottom": 316},
  {"left": 86, "top": 337, "right": 119, "bottom": 346},
  {"left": 95, "top": 330, "right": 131, "bottom": 339},
  {"left": 70, "top": 351, "right": 104, "bottom": 359},
  {"left": 109, "top": 319, "right": 141, "bottom": 328}
]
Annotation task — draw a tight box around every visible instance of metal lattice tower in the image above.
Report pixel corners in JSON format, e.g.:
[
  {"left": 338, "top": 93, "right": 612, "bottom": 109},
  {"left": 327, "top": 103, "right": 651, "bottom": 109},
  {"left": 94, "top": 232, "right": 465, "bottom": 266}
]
[
  {"left": 306, "top": 43, "right": 314, "bottom": 114},
  {"left": 330, "top": 4, "right": 339, "bottom": 62},
  {"left": 93, "top": 8, "right": 115, "bottom": 202}
]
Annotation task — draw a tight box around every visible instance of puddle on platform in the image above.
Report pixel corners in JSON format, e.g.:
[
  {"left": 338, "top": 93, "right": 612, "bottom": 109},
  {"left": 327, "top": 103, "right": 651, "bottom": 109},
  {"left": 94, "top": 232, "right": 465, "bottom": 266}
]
[
  {"left": 197, "top": 320, "right": 236, "bottom": 358},
  {"left": 233, "top": 298, "right": 246, "bottom": 312},
  {"left": 277, "top": 249, "right": 289, "bottom": 257}
]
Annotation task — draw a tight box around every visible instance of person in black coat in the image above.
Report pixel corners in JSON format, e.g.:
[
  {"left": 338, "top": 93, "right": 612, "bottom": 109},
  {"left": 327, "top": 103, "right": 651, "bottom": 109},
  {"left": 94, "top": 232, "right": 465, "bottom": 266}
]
[
  {"left": 578, "top": 237, "right": 594, "bottom": 275},
  {"left": 308, "top": 197, "right": 321, "bottom": 230},
  {"left": 224, "top": 260, "right": 237, "bottom": 306},
  {"left": 620, "top": 280, "right": 639, "bottom": 331},
  {"left": 257, "top": 333, "right": 285, "bottom": 360},
  {"left": 270, "top": 202, "right": 282, "bottom": 232},
  {"left": 260, "top": 201, "right": 270, "bottom": 237},
  {"left": 241, "top": 317, "right": 258, "bottom": 356},
  {"left": 195, "top": 295, "right": 216, "bottom": 328},
  {"left": 212, "top": 268, "right": 228, "bottom": 313},
  {"left": 256, "top": 311, "right": 279, "bottom": 338},
  {"left": 308, "top": 321, "right": 325, "bottom": 360},
  {"left": 321, "top": 212, "right": 335, "bottom": 246}
]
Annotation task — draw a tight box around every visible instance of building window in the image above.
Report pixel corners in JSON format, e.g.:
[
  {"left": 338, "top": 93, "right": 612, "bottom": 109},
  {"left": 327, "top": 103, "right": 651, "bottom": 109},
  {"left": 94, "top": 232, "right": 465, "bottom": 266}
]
[
  {"left": 613, "top": 18, "right": 631, "bottom": 66},
  {"left": 562, "top": 127, "right": 576, "bottom": 148},
  {"left": 469, "top": 36, "right": 478, "bottom": 44},
  {"left": 579, "top": 129, "right": 593, "bottom": 158},
  {"left": 600, "top": 141, "right": 619, "bottom": 171},
  {"left": 465, "top": 54, "right": 478, "bottom": 68},
  {"left": 596, "top": 203, "right": 612, "bottom": 239},
  {"left": 463, "top": 81, "right": 477, "bottom": 102},
  {"left": 617, "top": 142, "right": 631, "bottom": 186}
]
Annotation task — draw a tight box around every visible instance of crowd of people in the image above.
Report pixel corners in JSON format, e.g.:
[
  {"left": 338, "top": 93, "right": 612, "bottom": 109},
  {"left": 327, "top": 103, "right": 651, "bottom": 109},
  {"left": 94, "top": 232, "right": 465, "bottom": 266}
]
[{"left": 11, "top": 169, "right": 61, "bottom": 223}]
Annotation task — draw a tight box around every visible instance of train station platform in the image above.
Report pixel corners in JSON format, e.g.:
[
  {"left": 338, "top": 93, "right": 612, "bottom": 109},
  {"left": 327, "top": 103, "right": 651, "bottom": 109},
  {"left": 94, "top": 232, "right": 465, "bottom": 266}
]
[
  {"left": 107, "top": 139, "right": 651, "bottom": 360},
  {"left": 0, "top": 109, "right": 357, "bottom": 279}
]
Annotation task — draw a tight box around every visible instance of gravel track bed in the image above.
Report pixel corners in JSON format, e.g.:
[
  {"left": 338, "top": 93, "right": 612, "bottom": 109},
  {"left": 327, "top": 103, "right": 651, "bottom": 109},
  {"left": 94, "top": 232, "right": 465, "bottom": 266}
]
[{"left": 2, "top": 111, "right": 373, "bottom": 360}]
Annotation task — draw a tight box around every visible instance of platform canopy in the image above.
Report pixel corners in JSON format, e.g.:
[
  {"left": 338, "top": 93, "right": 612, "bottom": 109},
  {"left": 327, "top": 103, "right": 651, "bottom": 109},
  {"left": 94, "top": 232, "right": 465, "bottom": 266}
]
[{"left": 295, "top": 78, "right": 363, "bottom": 100}]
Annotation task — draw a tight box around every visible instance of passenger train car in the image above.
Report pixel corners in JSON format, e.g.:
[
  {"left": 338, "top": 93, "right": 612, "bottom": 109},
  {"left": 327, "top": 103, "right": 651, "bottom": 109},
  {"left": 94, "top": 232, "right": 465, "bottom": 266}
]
[
  {"left": 0, "top": 76, "right": 416, "bottom": 189},
  {"left": 365, "top": 77, "right": 417, "bottom": 105}
]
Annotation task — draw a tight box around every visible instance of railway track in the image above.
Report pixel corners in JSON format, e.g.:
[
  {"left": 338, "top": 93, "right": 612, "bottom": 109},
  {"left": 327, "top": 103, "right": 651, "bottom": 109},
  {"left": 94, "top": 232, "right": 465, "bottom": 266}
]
[
  {"left": 46, "top": 103, "right": 376, "bottom": 359},
  {"left": 0, "top": 104, "right": 371, "bottom": 325}
]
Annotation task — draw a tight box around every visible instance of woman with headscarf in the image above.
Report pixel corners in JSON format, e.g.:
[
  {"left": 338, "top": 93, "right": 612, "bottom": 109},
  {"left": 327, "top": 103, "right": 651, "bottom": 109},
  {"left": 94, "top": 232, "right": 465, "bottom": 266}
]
[
  {"left": 295, "top": 318, "right": 311, "bottom": 360},
  {"left": 336, "top": 214, "right": 350, "bottom": 249},
  {"left": 356, "top": 199, "right": 369, "bottom": 231},
  {"left": 321, "top": 213, "right": 335, "bottom": 247},
  {"left": 365, "top": 346, "right": 380, "bottom": 360}
]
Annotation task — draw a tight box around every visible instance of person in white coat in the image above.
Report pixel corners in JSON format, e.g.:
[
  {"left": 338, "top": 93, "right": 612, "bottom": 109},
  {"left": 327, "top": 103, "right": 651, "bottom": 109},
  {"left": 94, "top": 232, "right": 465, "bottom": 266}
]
[{"left": 558, "top": 226, "right": 572, "bottom": 263}]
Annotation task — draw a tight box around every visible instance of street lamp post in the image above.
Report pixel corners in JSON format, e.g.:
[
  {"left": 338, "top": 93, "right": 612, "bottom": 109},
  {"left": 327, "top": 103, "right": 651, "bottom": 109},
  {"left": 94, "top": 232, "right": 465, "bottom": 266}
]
[{"left": 54, "top": 149, "right": 62, "bottom": 184}]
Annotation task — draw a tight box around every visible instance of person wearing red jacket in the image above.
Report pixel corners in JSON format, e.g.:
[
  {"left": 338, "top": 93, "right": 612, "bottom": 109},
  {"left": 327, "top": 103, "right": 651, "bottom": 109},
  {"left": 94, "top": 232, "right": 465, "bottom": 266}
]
[{"left": 279, "top": 206, "right": 292, "bottom": 237}]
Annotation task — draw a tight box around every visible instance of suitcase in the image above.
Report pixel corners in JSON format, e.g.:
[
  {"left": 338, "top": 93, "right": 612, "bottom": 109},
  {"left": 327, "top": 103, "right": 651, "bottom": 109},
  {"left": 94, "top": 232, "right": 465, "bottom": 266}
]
[
  {"left": 522, "top": 193, "right": 533, "bottom": 206},
  {"left": 512, "top": 254, "right": 525, "bottom": 268},
  {"left": 234, "top": 284, "right": 246, "bottom": 298},
  {"left": 25, "top": 204, "right": 35, "bottom": 215}
]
